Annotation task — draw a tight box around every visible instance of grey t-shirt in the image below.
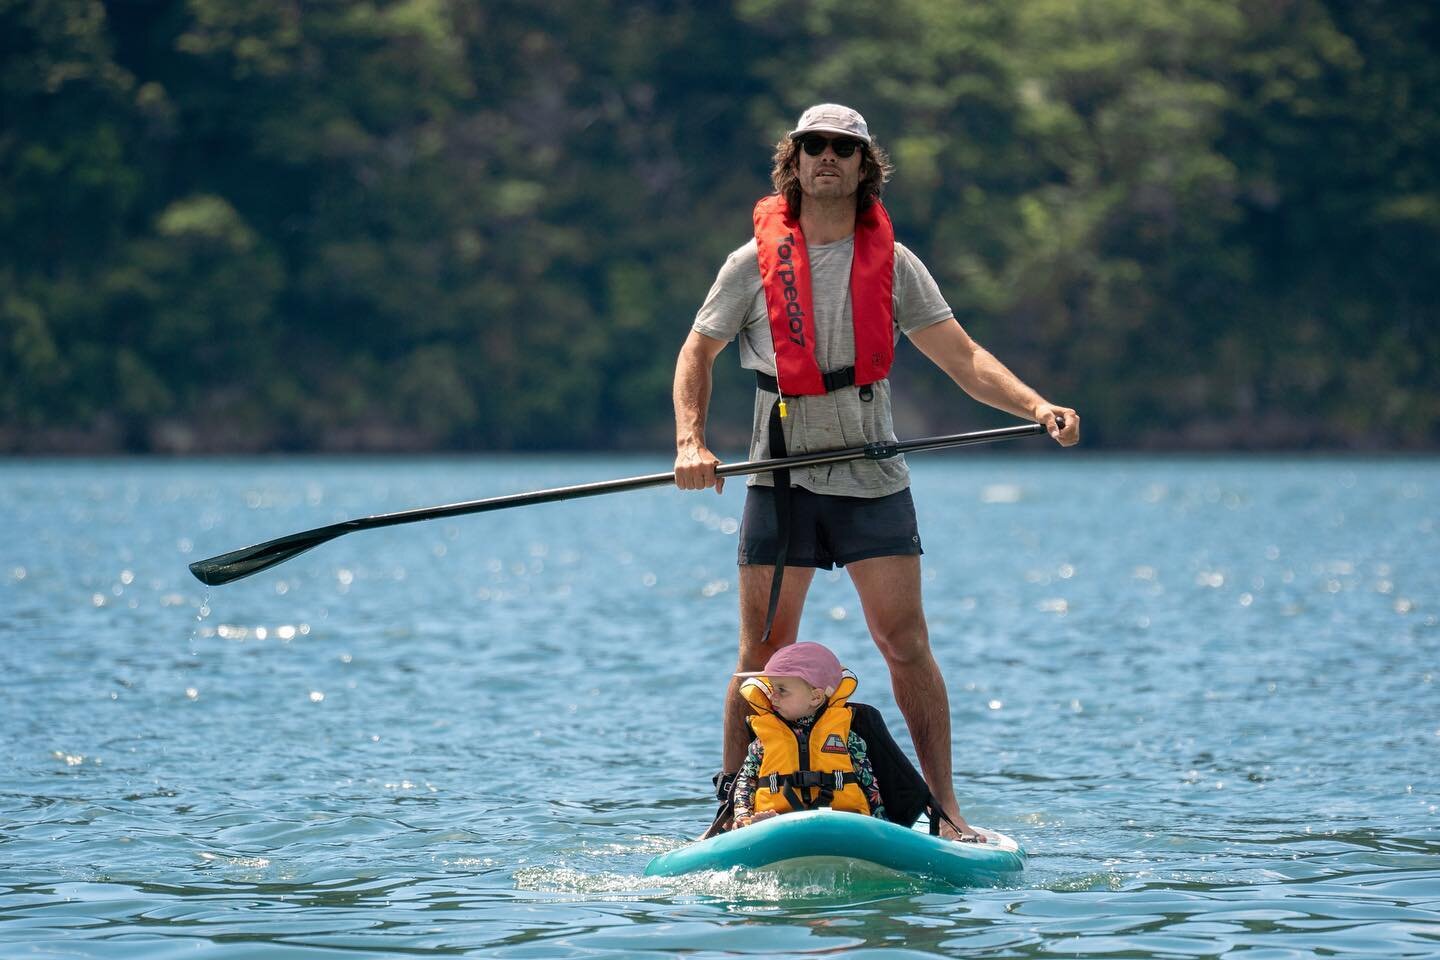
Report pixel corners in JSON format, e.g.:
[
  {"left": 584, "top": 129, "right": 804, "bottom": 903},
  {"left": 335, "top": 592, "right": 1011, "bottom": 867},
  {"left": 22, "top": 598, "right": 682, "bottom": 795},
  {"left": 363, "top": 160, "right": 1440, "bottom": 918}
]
[{"left": 693, "top": 236, "right": 953, "bottom": 497}]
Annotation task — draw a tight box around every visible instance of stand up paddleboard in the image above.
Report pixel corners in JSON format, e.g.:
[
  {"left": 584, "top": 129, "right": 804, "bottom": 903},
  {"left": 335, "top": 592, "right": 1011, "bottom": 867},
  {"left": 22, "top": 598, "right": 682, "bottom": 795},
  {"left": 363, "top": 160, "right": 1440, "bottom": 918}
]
[{"left": 645, "top": 809, "right": 1025, "bottom": 887}]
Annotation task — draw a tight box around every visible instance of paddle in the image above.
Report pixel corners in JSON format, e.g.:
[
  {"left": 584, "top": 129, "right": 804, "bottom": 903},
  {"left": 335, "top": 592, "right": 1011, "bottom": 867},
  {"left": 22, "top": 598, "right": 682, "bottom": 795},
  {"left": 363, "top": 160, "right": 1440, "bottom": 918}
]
[{"left": 188, "top": 422, "right": 1048, "bottom": 586}]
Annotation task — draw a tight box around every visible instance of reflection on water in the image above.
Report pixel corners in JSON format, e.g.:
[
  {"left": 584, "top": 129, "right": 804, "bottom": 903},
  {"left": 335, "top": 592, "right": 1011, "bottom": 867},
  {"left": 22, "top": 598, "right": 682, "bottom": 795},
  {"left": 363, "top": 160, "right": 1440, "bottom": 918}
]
[{"left": 1, "top": 455, "right": 1437, "bottom": 957}]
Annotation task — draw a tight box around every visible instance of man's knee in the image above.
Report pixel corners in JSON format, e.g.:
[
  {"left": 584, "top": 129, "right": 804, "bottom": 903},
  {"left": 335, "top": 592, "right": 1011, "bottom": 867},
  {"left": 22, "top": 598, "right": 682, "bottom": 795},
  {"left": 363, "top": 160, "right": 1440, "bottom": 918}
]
[{"left": 869, "top": 613, "right": 931, "bottom": 666}]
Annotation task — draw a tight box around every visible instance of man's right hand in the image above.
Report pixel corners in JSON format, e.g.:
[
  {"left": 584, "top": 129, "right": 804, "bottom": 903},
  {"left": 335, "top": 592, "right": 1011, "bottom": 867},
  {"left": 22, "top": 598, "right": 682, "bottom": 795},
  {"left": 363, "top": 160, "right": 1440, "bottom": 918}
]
[{"left": 674, "top": 441, "right": 724, "bottom": 493}]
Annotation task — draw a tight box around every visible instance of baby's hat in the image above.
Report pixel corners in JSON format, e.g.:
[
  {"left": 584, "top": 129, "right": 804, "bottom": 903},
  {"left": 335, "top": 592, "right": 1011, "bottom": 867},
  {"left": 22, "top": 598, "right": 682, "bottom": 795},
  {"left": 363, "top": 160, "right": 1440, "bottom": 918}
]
[{"left": 734, "top": 642, "right": 844, "bottom": 694}]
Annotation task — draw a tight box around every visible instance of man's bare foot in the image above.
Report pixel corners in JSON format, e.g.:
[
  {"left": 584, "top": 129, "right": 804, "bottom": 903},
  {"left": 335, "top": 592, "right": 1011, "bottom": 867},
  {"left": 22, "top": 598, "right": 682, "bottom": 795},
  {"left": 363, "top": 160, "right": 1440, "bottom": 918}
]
[{"left": 935, "top": 810, "right": 985, "bottom": 843}]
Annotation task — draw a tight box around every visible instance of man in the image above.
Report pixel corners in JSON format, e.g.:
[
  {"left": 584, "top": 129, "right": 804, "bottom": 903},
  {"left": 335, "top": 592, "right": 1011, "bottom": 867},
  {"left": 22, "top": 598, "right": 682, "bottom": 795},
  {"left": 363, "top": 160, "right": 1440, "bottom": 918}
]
[{"left": 673, "top": 103, "right": 1080, "bottom": 840}]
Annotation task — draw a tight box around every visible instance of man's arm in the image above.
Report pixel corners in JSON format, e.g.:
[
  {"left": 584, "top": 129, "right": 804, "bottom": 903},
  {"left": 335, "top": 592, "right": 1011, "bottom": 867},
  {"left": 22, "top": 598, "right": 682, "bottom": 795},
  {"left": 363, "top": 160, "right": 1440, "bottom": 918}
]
[
  {"left": 673, "top": 329, "right": 730, "bottom": 490},
  {"left": 909, "top": 318, "right": 1080, "bottom": 446}
]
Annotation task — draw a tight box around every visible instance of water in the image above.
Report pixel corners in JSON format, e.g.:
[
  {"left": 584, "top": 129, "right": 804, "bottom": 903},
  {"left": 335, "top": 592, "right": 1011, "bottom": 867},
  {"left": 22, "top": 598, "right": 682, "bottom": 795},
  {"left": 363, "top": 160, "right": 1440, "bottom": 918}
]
[{"left": 2, "top": 454, "right": 1437, "bottom": 958}]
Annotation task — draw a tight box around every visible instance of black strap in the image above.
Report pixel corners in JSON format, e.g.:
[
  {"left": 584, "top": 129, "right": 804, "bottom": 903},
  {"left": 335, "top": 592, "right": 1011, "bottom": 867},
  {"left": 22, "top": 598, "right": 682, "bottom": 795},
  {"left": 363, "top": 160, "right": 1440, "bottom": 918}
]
[
  {"left": 790, "top": 725, "right": 813, "bottom": 809},
  {"left": 767, "top": 769, "right": 858, "bottom": 789},
  {"left": 755, "top": 365, "right": 863, "bottom": 644},
  {"left": 762, "top": 770, "right": 860, "bottom": 811},
  {"left": 755, "top": 368, "right": 857, "bottom": 395},
  {"left": 754, "top": 361, "right": 883, "bottom": 643},
  {"left": 702, "top": 770, "right": 738, "bottom": 839},
  {"left": 758, "top": 397, "right": 791, "bottom": 644}
]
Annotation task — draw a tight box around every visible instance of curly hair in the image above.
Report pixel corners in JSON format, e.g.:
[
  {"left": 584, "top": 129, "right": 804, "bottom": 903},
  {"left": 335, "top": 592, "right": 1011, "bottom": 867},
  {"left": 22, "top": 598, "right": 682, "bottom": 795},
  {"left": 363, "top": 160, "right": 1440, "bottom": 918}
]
[{"left": 769, "top": 134, "right": 894, "bottom": 215}]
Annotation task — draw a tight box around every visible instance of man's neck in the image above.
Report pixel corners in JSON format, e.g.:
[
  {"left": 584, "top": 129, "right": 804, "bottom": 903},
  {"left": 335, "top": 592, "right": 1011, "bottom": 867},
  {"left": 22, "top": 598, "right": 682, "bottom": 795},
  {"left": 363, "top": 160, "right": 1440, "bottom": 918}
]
[{"left": 799, "top": 195, "right": 857, "bottom": 245}]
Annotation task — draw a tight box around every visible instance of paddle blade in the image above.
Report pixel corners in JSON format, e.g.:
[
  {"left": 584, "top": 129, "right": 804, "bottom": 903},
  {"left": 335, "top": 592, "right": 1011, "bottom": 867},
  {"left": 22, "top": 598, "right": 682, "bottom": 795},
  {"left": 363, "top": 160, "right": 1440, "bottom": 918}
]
[{"left": 188, "top": 525, "right": 348, "bottom": 586}]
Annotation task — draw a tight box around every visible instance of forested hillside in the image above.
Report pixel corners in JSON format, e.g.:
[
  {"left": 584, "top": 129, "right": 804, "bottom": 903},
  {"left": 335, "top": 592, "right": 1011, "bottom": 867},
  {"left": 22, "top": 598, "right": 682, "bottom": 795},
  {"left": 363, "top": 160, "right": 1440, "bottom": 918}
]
[{"left": 3, "top": 0, "right": 1436, "bottom": 452}]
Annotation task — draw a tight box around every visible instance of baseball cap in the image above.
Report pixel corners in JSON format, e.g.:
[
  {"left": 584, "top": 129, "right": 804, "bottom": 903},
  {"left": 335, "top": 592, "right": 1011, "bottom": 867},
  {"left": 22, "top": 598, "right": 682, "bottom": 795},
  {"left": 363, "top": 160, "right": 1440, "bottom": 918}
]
[
  {"left": 787, "top": 103, "right": 872, "bottom": 144},
  {"left": 735, "top": 641, "right": 845, "bottom": 694}
]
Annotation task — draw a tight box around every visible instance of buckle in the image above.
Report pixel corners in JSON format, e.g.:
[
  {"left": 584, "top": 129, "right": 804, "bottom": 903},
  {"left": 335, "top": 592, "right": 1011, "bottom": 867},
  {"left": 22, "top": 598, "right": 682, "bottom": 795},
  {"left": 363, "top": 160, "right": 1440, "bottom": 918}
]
[{"left": 713, "top": 770, "right": 738, "bottom": 801}]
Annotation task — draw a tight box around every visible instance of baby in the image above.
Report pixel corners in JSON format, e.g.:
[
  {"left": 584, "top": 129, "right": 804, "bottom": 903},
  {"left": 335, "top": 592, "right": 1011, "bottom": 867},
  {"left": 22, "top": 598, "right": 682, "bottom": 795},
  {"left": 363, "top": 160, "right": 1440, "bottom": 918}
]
[{"left": 732, "top": 642, "right": 886, "bottom": 827}]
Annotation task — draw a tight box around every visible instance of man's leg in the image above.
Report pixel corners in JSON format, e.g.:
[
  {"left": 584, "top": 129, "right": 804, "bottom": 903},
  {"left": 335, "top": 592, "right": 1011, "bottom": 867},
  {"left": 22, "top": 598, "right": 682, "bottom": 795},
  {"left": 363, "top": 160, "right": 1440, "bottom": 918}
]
[
  {"left": 847, "top": 554, "right": 979, "bottom": 841},
  {"left": 723, "top": 562, "right": 816, "bottom": 771}
]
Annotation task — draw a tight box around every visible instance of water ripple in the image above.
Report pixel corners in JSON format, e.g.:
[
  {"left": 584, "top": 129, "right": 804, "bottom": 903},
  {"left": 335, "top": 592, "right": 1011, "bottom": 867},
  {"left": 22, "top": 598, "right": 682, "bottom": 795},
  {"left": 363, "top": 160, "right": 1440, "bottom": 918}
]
[{"left": 2, "top": 456, "right": 1437, "bottom": 957}]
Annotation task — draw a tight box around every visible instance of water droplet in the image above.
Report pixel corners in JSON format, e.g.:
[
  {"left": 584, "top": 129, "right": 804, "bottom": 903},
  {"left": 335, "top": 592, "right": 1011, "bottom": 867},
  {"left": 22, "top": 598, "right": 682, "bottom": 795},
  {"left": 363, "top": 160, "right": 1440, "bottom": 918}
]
[{"left": 309, "top": 690, "right": 325, "bottom": 703}]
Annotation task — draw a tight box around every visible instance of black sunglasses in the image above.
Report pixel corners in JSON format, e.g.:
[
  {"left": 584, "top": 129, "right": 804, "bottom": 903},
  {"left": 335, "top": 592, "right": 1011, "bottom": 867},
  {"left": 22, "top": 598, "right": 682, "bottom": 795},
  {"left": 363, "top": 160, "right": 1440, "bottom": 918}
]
[{"left": 799, "top": 135, "right": 864, "bottom": 159}]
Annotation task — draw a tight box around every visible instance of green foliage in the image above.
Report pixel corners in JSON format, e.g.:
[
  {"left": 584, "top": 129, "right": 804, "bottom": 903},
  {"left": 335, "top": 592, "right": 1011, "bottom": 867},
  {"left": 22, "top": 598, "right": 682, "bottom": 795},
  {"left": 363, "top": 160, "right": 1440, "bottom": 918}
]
[{"left": 0, "top": 0, "right": 1435, "bottom": 451}]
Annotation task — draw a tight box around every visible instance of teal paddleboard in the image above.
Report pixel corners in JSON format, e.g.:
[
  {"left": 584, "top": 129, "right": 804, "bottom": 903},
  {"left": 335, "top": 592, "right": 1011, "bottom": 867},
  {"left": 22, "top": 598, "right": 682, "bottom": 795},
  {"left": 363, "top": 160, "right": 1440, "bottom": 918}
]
[{"left": 645, "top": 809, "right": 1025, "bottom": 887}]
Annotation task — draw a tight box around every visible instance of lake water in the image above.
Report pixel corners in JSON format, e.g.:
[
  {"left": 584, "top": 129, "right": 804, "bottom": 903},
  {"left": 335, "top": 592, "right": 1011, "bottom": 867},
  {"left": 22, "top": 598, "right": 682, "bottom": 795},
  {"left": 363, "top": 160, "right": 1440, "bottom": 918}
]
[{"left": 2, "top": 453, "right": 1437, "bottom": 958}]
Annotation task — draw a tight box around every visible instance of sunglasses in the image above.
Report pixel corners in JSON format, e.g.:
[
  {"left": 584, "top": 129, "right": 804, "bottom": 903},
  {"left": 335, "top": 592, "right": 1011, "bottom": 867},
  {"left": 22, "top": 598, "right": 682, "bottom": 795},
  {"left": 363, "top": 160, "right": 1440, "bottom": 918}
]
[{"left": 799, "top": 135, "right": 864, "bottom": 158}]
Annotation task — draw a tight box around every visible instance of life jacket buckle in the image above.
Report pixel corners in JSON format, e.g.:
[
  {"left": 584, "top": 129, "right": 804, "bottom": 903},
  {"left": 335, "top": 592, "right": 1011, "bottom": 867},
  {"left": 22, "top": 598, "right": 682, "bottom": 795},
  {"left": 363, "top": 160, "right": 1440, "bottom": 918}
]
[
  {"left": 834, "top": 771, "right": 845, "bottom": 791},
  {"left": 859, "top": 384, "right": 873, "bottom": 402},
  {"left": 767, "top": 773, "right": 780, "bottom": 794}
]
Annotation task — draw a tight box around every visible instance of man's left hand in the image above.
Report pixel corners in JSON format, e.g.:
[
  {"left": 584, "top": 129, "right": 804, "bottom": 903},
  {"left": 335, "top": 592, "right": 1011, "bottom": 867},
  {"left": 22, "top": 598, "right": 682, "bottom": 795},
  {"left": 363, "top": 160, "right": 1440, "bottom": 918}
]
[{"left": 1035, "top": 404, "right": 1080, "bottom": 446}]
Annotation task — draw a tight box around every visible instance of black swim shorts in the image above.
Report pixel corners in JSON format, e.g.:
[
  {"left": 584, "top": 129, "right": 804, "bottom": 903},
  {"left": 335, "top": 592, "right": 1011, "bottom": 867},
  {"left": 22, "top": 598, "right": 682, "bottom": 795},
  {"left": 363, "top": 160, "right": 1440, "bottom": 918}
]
[{"left": 737, "top": 486, "right": 923, "bottom": 570}]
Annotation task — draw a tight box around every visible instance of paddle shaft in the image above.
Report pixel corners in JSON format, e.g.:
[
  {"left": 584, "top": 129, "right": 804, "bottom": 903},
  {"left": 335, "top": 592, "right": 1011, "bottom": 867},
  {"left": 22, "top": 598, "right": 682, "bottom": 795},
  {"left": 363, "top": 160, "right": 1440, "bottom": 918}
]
[{"left": 189, "top": 422, "right": 1046, "bottom": 586}]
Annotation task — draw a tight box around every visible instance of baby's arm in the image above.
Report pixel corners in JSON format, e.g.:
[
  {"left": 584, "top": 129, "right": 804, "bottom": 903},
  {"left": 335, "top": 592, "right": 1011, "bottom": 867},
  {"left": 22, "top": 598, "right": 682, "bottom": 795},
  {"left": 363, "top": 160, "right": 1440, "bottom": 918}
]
[
  {"left": 849, "top": 732, "right": 886, "bottom": 820},
  {"left": 733, "top": 739, "right": 763, "bottom": 827}
]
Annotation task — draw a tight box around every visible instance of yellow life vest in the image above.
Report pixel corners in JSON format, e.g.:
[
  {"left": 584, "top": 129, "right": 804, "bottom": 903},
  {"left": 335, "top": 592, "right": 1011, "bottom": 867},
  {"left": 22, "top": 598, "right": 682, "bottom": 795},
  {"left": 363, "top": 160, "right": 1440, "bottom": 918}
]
[{"left": 741, "top": 673, "right": 871, "bottom": 817}]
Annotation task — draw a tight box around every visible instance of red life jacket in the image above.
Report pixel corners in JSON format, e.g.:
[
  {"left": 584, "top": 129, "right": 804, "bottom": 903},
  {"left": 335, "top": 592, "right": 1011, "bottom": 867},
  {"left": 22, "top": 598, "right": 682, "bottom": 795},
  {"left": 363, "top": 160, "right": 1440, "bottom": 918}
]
[{"left": 752, "top": 194, "right": 896, "bottom": 395}]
